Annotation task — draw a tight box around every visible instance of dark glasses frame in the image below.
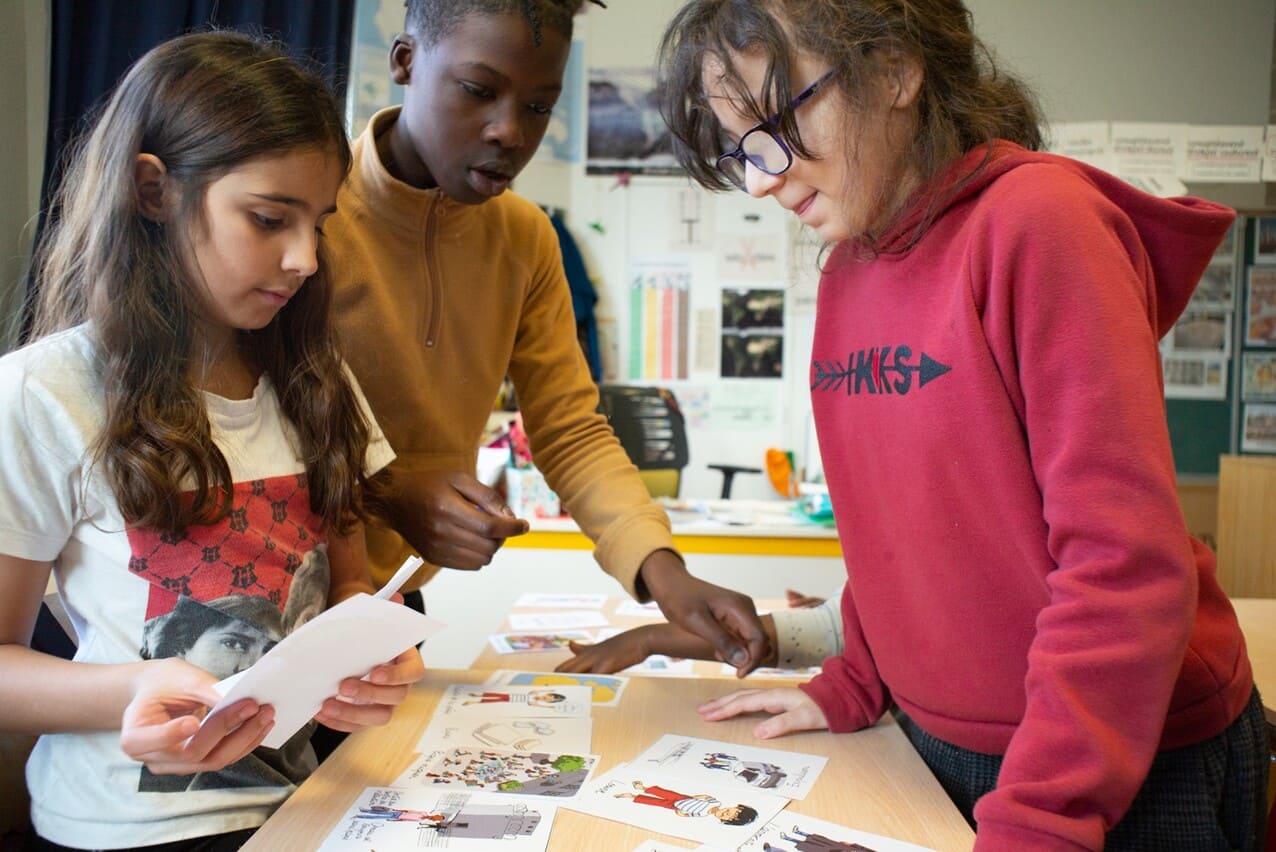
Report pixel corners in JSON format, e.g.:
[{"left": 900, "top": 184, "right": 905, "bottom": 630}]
[{"left": 715, "top": 69, "right": 836, "bottom": 190}]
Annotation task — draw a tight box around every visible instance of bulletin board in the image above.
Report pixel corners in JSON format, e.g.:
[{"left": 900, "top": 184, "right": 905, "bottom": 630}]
[{"left": 1163, "top": 214, "right": 1276, "bottom": 475}]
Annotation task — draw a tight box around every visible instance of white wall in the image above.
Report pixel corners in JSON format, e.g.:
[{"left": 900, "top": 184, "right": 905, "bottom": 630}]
[
  {"left": 517, "top": 0, "right": 1276, "bottom": 500},
  {"left": 0, "top": 0, "right": 48, "bottom": 352}
]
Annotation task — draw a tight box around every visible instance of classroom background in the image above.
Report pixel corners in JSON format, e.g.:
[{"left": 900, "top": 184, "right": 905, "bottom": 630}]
[{"left": 2, "top": 0, "right": 1276, "bottom": 665}]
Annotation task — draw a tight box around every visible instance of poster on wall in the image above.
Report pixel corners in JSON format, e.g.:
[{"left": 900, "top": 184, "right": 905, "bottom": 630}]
[
  {"left": 721, "top": 289, "right": 785, "bottom": 379},
  {"left": 1252, "top": 217, "right": 1276, "bottom": 265},
  {"left": 1242, "top": 352, "right": 1276, "bottom": 401},
  {"left": 1190, "top": 258, "right": 1236, "bottom": 309},
  {"left": 627, "top": 257, "right": 690, "bottom": 381},
  {"left": 345, "top": 0, "right": 403, "bottom": 136},
  {"left": 1246, "top": 266, "right": 1276, "bottom": 346},
  {"left": 534, "top": 41, "right": 586, "bottom": 165},
  {"left": 587, "top": 67, "right": 679, "bottom": 175},
  {"left": 1168, "top": 309, "right": 1231, "bottom": 358},
  {"left": 1163, "top": 355, "right": 1228, "bottom": 400},
  {"left": 1241, "top": 404, "right": 1276, "bottom": 453}
]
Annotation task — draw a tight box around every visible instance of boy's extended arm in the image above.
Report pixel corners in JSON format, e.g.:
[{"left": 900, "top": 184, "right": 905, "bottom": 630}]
[{"left": 557, "top": 613, "right": 780, "bottom": 674}]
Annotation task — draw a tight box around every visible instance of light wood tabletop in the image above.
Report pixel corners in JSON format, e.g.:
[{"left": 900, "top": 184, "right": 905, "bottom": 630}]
[
  {"left": 1231, "top": 597, "right": 1276, "bottom": 730},
  {"left": 243, "top": 668, "right": 975, "bottom": 851}
]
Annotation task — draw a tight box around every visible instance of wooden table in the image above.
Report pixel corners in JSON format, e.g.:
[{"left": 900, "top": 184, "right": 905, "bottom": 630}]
[
  {"left": 1231, "top": 597, "right": 1276, "bottom": 731},
  {"left": 244, "top": 669, "right": 975, "bottom": 851}
]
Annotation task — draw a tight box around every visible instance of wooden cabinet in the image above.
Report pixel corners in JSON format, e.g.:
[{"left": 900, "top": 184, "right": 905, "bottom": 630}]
[{"left": 1216, "top": 455, "right": 1276, "bottom": 599}]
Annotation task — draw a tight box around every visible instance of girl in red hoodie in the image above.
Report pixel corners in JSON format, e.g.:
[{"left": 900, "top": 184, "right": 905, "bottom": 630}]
[{"left": 657, "top": 2, "right": 1268, "bottom": 849}]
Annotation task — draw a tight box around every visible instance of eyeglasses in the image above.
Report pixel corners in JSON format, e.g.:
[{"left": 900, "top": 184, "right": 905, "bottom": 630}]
[{"left": 716, "top": 69, "right": 836, "bottom": 191}]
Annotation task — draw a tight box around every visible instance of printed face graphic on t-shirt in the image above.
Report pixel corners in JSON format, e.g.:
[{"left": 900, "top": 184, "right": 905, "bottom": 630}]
[{"left": 127, "top": 472, "right": 328, "bottom": 792}]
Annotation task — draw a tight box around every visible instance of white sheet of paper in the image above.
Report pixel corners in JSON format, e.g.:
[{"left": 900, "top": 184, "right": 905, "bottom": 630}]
[
  {"left": 507, "top": 610, "right": 610, "bottom": 631},
  {"left": 613, "top": 599, "right": 665, "bottom": 618},
  {"left": 738, "top": 812, "right": 937, "bottom": 851},
  {"left": 514, "top": 592, "right": 608, "bottom": 609},
  {"left": 207, "top": 593, "right": 444, "bottom": 748},
  {"left": 631, "top": 733, "right": 828, "bottom": 800}
]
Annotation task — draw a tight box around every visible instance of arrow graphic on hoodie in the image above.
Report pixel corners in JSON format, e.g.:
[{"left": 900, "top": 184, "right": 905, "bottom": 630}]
[{"left": 811, "top": 345, "right": 952, "bottom": 395}]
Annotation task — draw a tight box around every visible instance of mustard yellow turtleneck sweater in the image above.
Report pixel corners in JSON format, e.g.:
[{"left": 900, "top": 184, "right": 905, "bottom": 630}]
[{"left": 326, "top": 107, "right": 675, "bottom": 596}]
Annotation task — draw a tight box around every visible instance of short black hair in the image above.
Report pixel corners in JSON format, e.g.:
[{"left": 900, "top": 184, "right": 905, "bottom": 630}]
[{"left": 405, "top": 0, "right": 606, "bottom": 48}]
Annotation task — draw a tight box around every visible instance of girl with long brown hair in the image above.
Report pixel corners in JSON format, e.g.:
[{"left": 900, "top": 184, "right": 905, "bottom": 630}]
[{"left": 0, "top": 30, "right": 423, "bottom": 850}]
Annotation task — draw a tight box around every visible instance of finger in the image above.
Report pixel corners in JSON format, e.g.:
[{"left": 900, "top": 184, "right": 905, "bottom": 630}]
[
  {"left": 366, "top": 649, "right": 426, "bottom": 687},
  {"left": 448, "top": 480, "right": 531, "bottom": 537},
  {"left": 754, "top": 706, "right": 824, "bottom": 739},
  {"left": 173, "top": 700, "right": 263, "bottom": 762},
  {"left": 695, "top": 688, "right": 765, "bottom": 719},
  {"left": 428, "top": 539, "right": 502, "bottom": 570},
  {"left": 678, "top": 605, "right": 749, "bottom": 671},
  {"left": 316, "top": 695, "right": 395, "bottom": 732},
  {"left": 119, "top": 714, "right": 202, "bottom": 759},
  {"left": 192, "top": 705, "right": 276, "bottom": 769},
  {"left": 338, "top": 676, "right": 411, "bottom": 709},
  {"left": 712, "top": 602, "right": 770, "bottom": 674}
]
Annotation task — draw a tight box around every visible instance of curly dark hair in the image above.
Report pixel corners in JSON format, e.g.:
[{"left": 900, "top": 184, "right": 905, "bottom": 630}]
[{"left": 405, "top": 0, "right": 606, "bottom": 48}]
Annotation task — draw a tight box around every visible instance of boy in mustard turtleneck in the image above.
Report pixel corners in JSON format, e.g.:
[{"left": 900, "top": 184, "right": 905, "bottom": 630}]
[{"left": 323, "top": 0, "right": 768, "bottom": 673}]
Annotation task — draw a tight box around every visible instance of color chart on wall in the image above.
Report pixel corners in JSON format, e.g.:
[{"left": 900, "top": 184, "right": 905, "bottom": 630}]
[{"left": 627, "top": 258, "right": 690, "bottom": 381}]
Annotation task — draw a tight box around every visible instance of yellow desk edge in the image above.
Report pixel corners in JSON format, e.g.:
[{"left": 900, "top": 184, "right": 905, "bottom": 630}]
[{"left": 507, "top": 529, "right": 842, "bottom": 557}]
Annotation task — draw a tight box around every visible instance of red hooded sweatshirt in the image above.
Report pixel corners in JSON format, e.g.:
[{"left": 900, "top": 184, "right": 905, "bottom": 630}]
[{"left": 802, "top": 141, "right": 1251, "bottom": 851}]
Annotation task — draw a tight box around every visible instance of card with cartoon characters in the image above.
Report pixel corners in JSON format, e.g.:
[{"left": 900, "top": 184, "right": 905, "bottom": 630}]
[
  {"left": 630, "top": 734, "right": 827, "bottom": 800},
  {"left": 393, "top": 746, "right": 600, "bottom": 798}
]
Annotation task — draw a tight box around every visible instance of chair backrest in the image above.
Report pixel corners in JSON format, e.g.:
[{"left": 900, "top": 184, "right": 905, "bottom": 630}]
[{"left": 597, "top": 385, "right": 689, "bottom": 498}]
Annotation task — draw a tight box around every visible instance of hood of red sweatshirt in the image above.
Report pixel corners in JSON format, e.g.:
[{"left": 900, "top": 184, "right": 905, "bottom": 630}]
[{"left": 877, "top": 140, "right": 1235, "bottom": 337}]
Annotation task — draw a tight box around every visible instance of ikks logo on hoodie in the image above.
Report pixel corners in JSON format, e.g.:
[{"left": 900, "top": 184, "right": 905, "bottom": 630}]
[{"left": 811, "top": 345, "right": 951, "bottom": 395}]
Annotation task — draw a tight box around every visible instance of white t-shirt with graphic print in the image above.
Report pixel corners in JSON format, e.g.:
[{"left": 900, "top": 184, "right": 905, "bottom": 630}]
[{"left": 0, "top": 325, "right": 395, "bottom": 848}]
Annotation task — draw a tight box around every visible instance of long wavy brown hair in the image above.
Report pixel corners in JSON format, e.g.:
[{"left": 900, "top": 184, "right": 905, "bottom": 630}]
[
  {"left": 658, "top": 0, "right": 1042, "bottom": 254},
  {"left": 29, "top": 30, "right": 376, "bottom": 536}
]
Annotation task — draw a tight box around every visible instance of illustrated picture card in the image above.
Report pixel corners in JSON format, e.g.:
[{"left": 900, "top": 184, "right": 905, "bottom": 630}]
[
  {"left": 717, "top": 662, "right": 822, "bottom": 679},
  {"left": 622, "top": 654, "right": 698, "bottom": 677},
  {"left": 738, "top": 812, "right": 937, "bottom": 852},
  {"left": 435, "top": 684, "right": 593, "bottom": 719},
  {"left": 514, "top": 592, "right": 608, "bottom": 609},
  {"left": 393, "top": 746, "right": 600, "bottom": 798},
  {"left": 317, "top": 786, "right": 556, "bottom": 851},
  {"left": 614, "top": 599, "right": 666, "bottom": 618},
  {"left": 484, "top": 669, "right": 630, "bottom": 707},
  {"left": 416, "top": 714, "right": 594, "bottom": 755},
  {"left": 488, "top": 631, "right": 593, "bottom": 654},
  {"left": 564, "top": 762, "right": 788, "bottom": 847},
  {"left": 630, "top": 734, "right": 827, "bottom": 801},
  {"left": 507, "top": 610, "right": 611, "bottom": 631}
]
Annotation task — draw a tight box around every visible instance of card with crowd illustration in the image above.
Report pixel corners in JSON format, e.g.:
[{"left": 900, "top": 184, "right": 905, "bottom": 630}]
[
  {"left": 393, "top": 746, "right": 600, "bottom": 798},
  {"left": 415, "top": 714, "right": 594, "bottom": 754},
  {"left": 563, "top": 762, "right": 788, "bottom": 847},
  {"left": 317, "top": 786, "right": 556, "bottom": 851},
  {"left": 737, "top": 811, "right": 938, "bottom": 851},
  {"left": 436, "top": 684, "right": 593, "bottom": 719},
  {"left": 631, "top": 734, "right": 827, "bottom": 800}
]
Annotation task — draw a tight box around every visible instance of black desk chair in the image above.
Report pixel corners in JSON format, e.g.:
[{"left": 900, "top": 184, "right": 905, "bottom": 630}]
[{"left": 597, "top": 385, "right": 689, "bottom": 498}]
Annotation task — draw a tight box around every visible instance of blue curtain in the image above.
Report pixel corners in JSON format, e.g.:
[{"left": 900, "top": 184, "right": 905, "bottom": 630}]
[{"left": 23, "top": 0, "right": 355, "bottom": 340}]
